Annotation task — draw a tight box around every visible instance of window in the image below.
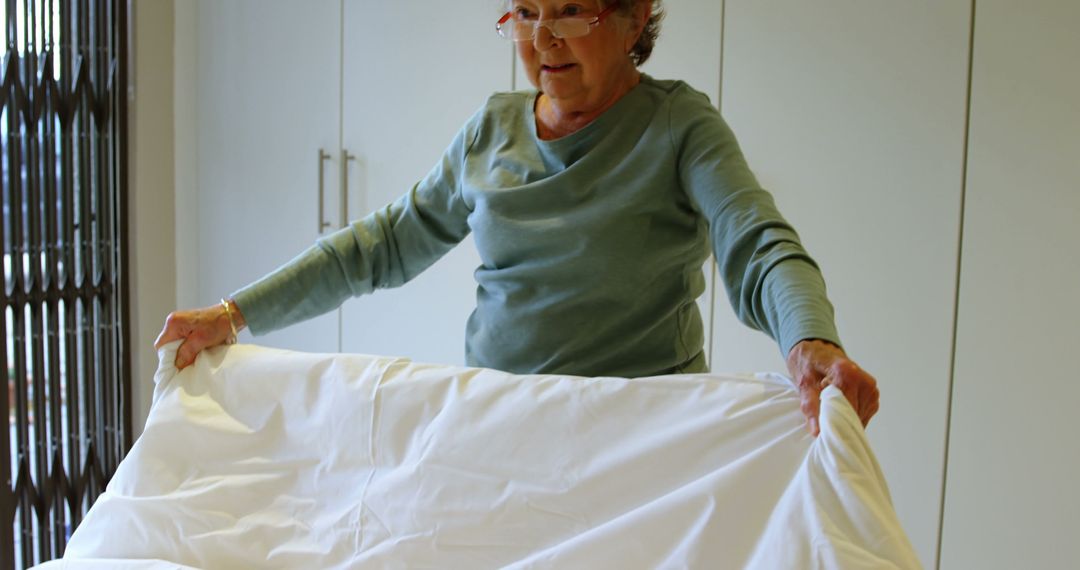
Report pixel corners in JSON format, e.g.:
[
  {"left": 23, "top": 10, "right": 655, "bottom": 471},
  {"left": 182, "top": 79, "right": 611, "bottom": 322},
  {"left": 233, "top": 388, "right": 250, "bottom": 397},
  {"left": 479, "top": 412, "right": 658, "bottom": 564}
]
[{"left": 1, "top": 1, "right": 129, "bottom": 568}]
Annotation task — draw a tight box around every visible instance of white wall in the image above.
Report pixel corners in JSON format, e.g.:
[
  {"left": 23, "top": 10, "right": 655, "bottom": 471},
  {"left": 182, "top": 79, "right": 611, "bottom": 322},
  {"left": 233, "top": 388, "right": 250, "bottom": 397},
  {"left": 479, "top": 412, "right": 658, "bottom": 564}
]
[
  {"left": 128, "top": 0, "right": 176, "bottom": 438},
  {"left": 939, "top": 0, "right": 1080, "bottom": 567},
  {"left": 714, "top": 3, "right": 971, "bottom": 565},
  {"left": 174, "top": 1, "right": 199, "bottom": 311}
]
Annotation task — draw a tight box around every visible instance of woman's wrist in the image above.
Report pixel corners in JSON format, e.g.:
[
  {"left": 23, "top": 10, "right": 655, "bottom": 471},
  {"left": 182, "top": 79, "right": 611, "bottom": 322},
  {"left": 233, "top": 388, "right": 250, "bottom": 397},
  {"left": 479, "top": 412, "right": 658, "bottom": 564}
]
[
  {"left": 227, "top": 298, "right": 246, "bottom": 330},
  {"left": 220, "top": 298, "right": 247, "bottom": 342}
]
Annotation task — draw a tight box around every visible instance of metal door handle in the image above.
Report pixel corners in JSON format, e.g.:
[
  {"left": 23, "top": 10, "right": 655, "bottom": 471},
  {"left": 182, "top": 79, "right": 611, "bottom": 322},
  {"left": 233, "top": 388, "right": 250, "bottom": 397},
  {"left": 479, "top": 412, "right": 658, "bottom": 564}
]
[
  {"left": 341, "top": 149, "right": 357, "bottom": 228},
  {"left": 317, "top": 149, "right": 332, "bottom": 232}
]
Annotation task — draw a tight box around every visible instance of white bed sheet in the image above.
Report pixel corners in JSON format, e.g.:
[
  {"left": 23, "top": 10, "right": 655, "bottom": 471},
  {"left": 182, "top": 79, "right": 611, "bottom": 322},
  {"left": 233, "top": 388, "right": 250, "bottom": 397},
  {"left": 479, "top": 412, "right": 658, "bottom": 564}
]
[{"left": 36, "top": 343, "right": 920, "bottom": 569}]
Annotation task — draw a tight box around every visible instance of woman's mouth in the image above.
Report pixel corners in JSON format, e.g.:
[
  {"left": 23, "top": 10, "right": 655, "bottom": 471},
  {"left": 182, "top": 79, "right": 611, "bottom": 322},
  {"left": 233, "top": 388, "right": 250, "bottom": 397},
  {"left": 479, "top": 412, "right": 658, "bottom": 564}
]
[{"left": 541, "top": 63, "right": 576, "bottom": 73}]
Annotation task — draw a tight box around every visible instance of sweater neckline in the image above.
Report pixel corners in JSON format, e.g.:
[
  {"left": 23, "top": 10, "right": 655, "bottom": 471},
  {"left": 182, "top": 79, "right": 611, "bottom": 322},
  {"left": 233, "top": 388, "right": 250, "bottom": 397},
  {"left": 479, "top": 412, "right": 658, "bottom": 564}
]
[{"left": 525, "top": 74, "right": 653, "bottom": 150}]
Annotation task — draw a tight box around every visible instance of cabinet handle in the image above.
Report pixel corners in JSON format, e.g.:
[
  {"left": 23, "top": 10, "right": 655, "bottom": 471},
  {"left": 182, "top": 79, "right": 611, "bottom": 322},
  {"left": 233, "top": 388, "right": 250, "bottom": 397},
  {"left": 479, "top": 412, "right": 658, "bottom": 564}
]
[
  {"left": 341, "top": 149, "right": 357, "bottom": 228},
  {"left": 317, "top": 149, "right": 332, "bottom": 233}
]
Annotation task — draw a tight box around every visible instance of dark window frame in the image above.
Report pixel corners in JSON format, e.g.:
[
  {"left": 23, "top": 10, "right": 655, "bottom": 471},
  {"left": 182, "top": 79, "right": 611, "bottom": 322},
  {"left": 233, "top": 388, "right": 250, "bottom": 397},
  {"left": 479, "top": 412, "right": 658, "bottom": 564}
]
[{"left": 1, "top": 1, "right": 130, "bottom": 568}]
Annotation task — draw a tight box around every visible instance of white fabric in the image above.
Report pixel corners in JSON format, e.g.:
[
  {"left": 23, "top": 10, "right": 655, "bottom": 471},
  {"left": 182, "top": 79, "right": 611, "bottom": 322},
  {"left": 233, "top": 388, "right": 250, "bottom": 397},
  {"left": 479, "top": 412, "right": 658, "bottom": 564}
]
[{"left": 38, "top": 343, "right": 920, "bottom": 569}]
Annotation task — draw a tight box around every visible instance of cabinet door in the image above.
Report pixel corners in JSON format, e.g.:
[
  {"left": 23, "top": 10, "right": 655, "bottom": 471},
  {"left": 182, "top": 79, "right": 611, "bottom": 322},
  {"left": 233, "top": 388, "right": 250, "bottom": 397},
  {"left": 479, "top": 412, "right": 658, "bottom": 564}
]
[
  {"left": 715, "top": 2, "right": 971, "bottom": 566},
  {"left": 338, "top": 1, "right": 513, "bottom": 365},
  {"left": 941, "top": 1, "right": 1080, "bottom": 567},
  {"left": 193, "top": 0, "right": 343, "bottom": 353}
]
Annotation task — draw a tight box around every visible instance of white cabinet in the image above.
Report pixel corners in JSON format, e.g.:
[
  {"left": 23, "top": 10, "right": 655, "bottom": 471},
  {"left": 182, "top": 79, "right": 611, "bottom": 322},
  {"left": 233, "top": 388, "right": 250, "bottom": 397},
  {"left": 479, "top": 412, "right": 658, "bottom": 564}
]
[
  {"left": 191, "top": 0, "right": 514, "bottom": 361},
  {"left": 941, "top": 1, "right": 1080, "bottom": 567},
  {"left": 194, "top": 0, "right": 343, "bottom": 354},
  {"left": 716, "top": 2, "right": 972, "bottom": 566},
  {"left": 337, "top": 1, "right": 512, "bottom": 364}
]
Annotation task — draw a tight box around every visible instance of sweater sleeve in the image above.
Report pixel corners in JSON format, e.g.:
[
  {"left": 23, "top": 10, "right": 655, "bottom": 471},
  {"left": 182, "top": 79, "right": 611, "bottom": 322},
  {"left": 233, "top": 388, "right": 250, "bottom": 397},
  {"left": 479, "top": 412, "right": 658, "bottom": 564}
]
[
  {"left": 671, "top": 88, "right": 842, "bottom": 357},
  {"left": 229, "top": 107, "right": 481, "bottom": 336}
]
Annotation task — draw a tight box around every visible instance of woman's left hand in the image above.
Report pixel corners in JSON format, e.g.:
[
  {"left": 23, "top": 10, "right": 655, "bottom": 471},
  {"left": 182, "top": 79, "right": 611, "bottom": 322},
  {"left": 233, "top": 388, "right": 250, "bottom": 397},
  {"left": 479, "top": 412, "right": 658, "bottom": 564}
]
[{"left": 786, "top": 339, "right": 879, "bottom": 436}]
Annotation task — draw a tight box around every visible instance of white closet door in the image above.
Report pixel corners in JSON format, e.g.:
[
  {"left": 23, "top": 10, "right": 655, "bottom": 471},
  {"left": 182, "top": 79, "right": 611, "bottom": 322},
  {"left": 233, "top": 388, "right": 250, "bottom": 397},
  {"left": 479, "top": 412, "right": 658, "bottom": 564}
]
[
  {"left": 194, "top": 0, "right": 343, "bottom": 352},
  {"left": 640, "top": 0, "right": 724, "bottom": 369},
  {"left": 339, "top": 1, "right": 513, "bottom": 364},
  {"left": 715, "top": 2, "right": 971, "bottom": 566},
  {"left": 941, "top": 1, "right": 1080, "bottom": 567}
]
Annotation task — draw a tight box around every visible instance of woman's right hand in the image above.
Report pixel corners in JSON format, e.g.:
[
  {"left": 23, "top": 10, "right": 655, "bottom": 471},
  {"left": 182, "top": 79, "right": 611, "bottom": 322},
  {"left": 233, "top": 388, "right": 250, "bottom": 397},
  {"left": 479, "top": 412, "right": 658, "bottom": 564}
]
[{"left": 154, "top": 299, "right": 246, "bottom": 370}]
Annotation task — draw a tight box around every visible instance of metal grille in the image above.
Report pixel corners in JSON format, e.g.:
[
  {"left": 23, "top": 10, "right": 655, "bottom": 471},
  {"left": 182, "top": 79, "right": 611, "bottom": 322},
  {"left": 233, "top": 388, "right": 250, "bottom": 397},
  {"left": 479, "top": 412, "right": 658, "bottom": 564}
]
[{"left": 1, "top": 1, "right": 129, "bottom": 568}]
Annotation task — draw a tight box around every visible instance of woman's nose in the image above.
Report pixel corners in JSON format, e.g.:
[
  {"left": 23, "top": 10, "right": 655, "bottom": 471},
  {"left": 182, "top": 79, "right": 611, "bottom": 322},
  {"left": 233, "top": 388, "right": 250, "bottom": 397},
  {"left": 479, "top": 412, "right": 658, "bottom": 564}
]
[{"left": 532, "top": 23, "right": 562, "bottom": 51}]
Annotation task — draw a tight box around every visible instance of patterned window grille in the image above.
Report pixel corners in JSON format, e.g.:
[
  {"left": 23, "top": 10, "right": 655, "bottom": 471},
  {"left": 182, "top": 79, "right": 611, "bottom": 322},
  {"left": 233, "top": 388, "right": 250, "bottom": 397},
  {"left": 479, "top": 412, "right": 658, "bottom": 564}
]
[{"left": 1, "top": 1, "right": 130, "bottom": 568}]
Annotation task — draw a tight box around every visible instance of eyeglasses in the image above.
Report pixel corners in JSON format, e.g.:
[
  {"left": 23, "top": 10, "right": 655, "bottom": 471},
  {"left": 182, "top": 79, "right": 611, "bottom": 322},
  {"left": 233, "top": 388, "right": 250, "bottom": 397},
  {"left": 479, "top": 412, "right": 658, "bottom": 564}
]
[{"left": 496, "top": 4, "right": 618, "bottom": 41}]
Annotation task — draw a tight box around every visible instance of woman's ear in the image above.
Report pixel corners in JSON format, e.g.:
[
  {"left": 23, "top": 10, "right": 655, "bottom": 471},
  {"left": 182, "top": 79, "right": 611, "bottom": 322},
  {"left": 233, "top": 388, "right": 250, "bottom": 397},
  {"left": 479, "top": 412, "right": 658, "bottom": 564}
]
[{"left": 624, "top": 1, "right": 650, "bottom": 53}]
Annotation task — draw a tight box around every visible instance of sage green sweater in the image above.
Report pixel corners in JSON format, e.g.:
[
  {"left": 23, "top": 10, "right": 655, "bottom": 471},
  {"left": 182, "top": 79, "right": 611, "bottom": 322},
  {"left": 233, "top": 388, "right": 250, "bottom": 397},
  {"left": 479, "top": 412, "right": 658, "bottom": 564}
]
[{"left": 232, "top": 75, "right": 840, "bottom": 377}]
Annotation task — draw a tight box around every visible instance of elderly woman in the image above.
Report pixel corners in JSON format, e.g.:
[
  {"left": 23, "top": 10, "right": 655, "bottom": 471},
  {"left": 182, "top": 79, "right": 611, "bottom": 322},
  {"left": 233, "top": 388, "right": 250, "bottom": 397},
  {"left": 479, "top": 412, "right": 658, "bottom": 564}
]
[{"left": 157, "top": 0, "right": 878, "bottom": 436}]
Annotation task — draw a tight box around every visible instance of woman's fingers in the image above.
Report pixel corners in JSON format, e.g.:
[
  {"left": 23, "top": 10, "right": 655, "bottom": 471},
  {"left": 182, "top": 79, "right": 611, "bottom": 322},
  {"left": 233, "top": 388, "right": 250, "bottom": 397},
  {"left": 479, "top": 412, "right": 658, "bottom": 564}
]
[
  {"left": 797, "top": 371, "right": 824, "bottom": 436},
  {"left": 862, "top": 398, "right": 880, "bottom": 427},
  {"left": 155, "top": 305, "right": 233, "bottom": 369},
  {"left": 830, "top": 361, "right": 861, "bottom": 408},
  {"left": 830, "top": 362, "right": 879, "bottom": 427},
  {"left": 155, "top": 311, "right": 192, "bottom": 349},
  {"left": 787, "top": 340, "right": 881, "bottom": 434},
  {"left": 175, "top": 333, "right": 209, "bottom": 370},
  {"left": 857, "top": 381, "right": 880, "bottom": 426}
]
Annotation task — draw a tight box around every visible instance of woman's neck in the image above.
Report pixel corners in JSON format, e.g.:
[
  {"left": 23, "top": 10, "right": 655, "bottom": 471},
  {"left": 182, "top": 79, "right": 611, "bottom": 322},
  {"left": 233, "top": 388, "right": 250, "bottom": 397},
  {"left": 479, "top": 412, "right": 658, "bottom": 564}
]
[{"left": 535, "top": 71, "right": 642, "bottom": 140}]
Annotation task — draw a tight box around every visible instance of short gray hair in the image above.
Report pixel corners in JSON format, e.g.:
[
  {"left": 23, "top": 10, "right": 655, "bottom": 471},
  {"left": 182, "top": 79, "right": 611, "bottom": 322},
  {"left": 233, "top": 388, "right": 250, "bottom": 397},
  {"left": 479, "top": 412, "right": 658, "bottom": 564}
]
[{"left": 606, "top": 0, "right": 664, "bottom": 67}]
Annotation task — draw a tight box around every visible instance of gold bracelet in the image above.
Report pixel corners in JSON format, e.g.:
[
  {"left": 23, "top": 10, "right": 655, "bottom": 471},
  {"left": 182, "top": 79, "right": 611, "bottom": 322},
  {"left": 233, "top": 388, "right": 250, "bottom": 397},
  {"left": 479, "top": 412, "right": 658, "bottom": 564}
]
[{"left": 220, "top": 298, "right": 239, "bottom": 344}]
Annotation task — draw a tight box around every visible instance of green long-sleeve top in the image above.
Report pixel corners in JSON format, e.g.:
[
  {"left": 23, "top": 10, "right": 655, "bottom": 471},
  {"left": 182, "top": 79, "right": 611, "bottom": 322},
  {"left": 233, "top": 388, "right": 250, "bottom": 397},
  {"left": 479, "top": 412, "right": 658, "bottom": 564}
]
[{"left": 232, "top": 75, "right": 841, "bottom": 377}]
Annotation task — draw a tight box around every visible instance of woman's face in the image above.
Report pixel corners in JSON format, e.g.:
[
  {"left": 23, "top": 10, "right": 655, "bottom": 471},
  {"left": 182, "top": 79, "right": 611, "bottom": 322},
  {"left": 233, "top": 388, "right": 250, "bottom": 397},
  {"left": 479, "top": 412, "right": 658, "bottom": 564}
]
[{"left": 511, "top": 0, "right": 643, "bottom": 111}]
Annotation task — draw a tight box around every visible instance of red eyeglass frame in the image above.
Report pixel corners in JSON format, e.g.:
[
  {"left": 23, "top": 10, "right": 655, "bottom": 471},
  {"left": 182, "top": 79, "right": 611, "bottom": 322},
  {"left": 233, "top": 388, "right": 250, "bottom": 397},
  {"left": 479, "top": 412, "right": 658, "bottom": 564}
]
[{"left": 496, "top": 3, "right": 620, "bottom": 39}]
